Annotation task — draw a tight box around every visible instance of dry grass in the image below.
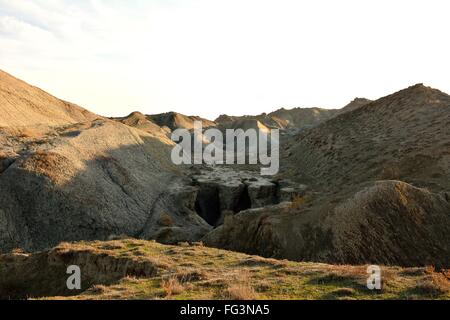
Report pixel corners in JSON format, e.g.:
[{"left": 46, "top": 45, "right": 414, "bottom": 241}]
[
  {"left": 161, "top": 277, "right": 185, "bottom": 297},
  {"left": 225, "top": 284, "right": 257, "bottom": 300},
  {"left": 1, "top": 239, "right": 448, "bottom": 300},
  {"left": 175, "top": 269, "right": 208, "bottom": 282},
  {"left": 223, "top": 271, "right": 257, "bottom": 300},
  {"left": 330, "top": 287, "right": 356, "bottom": 297},
  {"left": 413, "top": 273, "right": 450, "bottom": 297},
  {"left": 290, "top": 195, "right": 309, "bottom": 209}
]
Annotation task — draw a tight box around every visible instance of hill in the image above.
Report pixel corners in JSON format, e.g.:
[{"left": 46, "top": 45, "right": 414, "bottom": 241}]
[
  {"left": 0, "top": 70, "right": 98, "bottom": 127},
  {"left": 283, "top": 84, "right": 450, "bottom": 192},
  {"left": 269, "top": 107, "right": 338, "bottom": 128},
  {"left": 0, "top": 72, "right": 210, "bottom": 253},
  {"left": 215, "top": 113, "right": 290, "bottom": 129},
  {"left": 204, "top": 84, "right": 450, "bottom": 267},
  {"left": 148, "top": 112, "right": 215, "bottom": 131},
  {"left": 112, "top": 111, "right": 171, "bottom": 137},
  {"left": 216, "top": 107, "right": 341, "bottom": 131}
]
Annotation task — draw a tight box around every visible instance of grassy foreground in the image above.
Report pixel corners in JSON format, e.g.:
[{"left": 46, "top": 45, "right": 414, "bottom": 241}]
[{"left": 0, "top": 239, "right": 448, "bottom": 300}]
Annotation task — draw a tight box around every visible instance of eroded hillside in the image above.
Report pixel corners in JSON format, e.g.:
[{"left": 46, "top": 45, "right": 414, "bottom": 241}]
[
  {"left": 0, "top": 70, "right": 211, "bottom": 253},
  {"left": 0, "top": 70, "right": 98, "bottom": 127}
]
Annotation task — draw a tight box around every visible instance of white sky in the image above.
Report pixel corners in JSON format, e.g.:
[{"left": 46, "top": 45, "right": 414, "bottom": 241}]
[{"left": 1, "top": 0, "right": 449, "bottom": 120}]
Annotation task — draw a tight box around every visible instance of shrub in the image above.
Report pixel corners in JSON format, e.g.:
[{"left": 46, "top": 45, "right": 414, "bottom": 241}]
[{"left": 161, "top": 277, "right": 184, "bottom": 297}]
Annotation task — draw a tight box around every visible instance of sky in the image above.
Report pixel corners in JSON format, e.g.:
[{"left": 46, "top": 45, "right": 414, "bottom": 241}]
[{"left": 1, "top": 0, "right": 449, "bottom": 120}]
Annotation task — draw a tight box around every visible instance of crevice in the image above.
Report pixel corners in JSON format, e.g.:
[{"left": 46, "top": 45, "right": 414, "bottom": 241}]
[
  {"left": 194, "top": 185, "right": 221, "bottom": 227},
  {"left": 233, "top": 185, "right": 252, "bottom": 213}
]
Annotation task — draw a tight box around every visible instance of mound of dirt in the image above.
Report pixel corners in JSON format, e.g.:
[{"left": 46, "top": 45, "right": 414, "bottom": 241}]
[
  {"left": 148, "top": 112, "right": 215, "bottom": 131},
  {"left": 0, "top": 70, "right": 98, "bottom": 126},
  {"left": 113, "top": 111, "right": 171, "bottom": 136}
]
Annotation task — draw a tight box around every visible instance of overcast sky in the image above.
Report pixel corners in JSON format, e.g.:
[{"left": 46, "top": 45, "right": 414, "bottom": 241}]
[{"left": 1, "top": 0, "right": 449, "bottom": 119}]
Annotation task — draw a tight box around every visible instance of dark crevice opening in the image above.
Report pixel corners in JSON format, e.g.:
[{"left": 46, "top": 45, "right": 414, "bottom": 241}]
[
  {"left": 233, "top": 185, "right": 252, "bottom": 213},
  {"left": 194, "top": 186, "right": 221, "bottom": 226}
]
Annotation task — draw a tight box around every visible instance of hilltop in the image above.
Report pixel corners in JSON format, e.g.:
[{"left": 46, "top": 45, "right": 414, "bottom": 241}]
[
  {"left": 0, "top": 70, "right": 98, "bottom": 127},
  {"left": 214, "top": 99, "right": 374, "bottom": 131},
  {"left": 148, "top": 111, "right": 216, "bottom": 131},
  {"left": 283, "top": 84, "right": 450, "bottom": 193},
  {"left": 112, "top": 111, "right": 171, "bottom": 137},
  {"left": 215, "top": 107, "right": 339, "bottom": 130}
]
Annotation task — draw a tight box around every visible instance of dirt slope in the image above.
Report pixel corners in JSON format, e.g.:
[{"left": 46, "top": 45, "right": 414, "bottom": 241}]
[
  {"left": 0, "top": 70, "right": 98, "bottom": 127},
  {"left": 283, "top": 84, "right": 450, "bottom": 193}
]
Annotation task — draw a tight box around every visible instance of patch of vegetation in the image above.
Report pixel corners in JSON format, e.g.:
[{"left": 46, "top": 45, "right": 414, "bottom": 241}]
[{"left": 0, "top": 239, "right": 448, "bottom": 300}]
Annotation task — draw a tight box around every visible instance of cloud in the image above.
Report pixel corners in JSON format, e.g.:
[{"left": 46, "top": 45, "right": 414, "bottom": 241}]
[{"left": 1, "top": 0, "right": 450, "bottom": 119}]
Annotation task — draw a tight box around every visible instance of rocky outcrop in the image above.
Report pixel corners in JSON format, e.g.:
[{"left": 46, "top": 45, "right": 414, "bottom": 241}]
[
  {"left": 191, "top": 167, "right": 307, "bottom": 227},
  {"left": 140, "top": 184, "right": 212, "bottom": 243},
  {"left": 203, "top": 202, "right": 292, "bottom": 258}
]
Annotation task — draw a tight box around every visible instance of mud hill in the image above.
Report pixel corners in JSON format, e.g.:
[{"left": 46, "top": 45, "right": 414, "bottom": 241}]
[
  {"left": 0, "top": 72, "right": 210, "bottom": 253},
  {"left": 217, "top": 118, "right": 270, "bottom": 133},
  {"left": 0, "top": 70, "right": 98, "bottom": 127},
  {"left": 112, "top": 111, "right": 171, "bottom": 137},
  {"left": 148, "top": 111, "right": 215, "bottom": 131},
  {"left": 283, "top": 84, "right": 450, "bottom": 193},
  {"left": 1, "top": 239, "right": 448, "bottom": 300},
  {"left": 216, "top": 106, "right": 341, "bottom": 130},
  {"left": 205, "top": 84, "right": 450, "bottom": 268}
]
